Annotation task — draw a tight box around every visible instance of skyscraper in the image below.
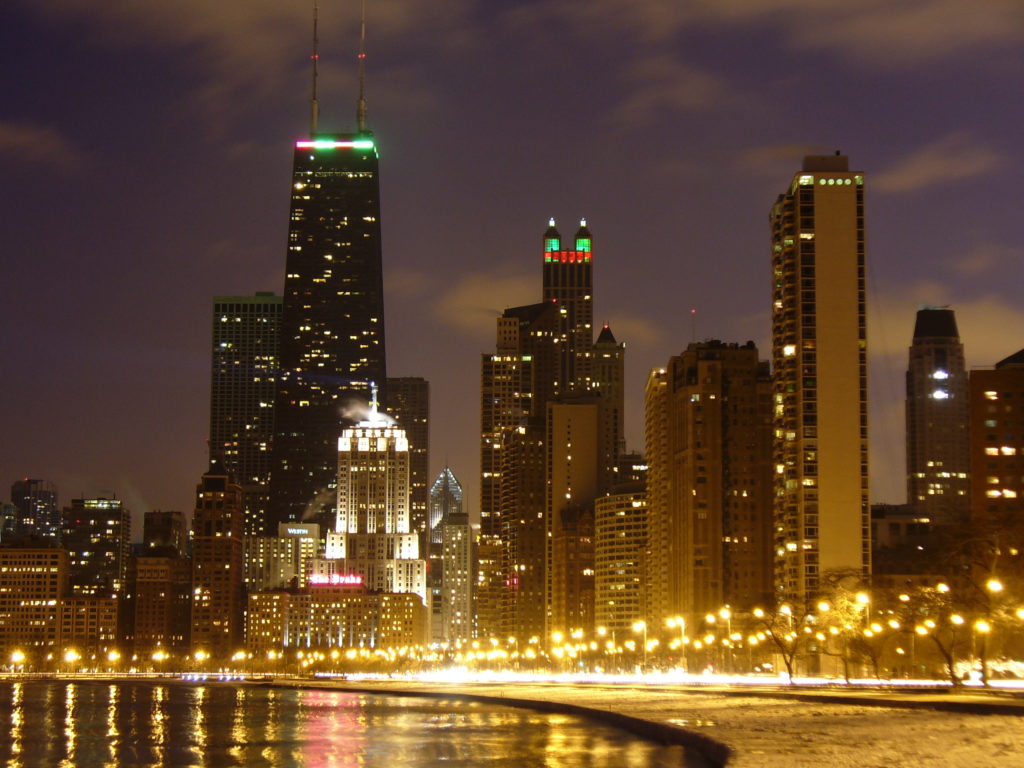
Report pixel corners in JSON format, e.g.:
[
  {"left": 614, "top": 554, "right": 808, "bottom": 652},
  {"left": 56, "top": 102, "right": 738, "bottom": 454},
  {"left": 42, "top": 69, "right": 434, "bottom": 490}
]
[
  {"left": 770, "top": 154, "right": 869, "bottom": 604},
  {"left": 210, "top": 292, "right": 282, "bottom": 535},
  {"left": 906, "top": 307, "right": 969, "bottom": 527},
  {"left": 542, "top": 218, "right": 594, "bottom": 393},
  {"left": 429, "top": 466, "right": 463, "bottom": 545},
  {"left": 269, "top": 10, "right": 387, "bottom": 531},
  {"left": 318, "top": 402, "right": 427, "bottom": 607}
]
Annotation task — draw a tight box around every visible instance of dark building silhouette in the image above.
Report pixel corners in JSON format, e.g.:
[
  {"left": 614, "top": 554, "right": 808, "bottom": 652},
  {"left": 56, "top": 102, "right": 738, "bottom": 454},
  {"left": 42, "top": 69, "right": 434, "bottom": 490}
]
[
  {"left": 142, "top": 509, "right": 187, "bottom": 554},
  {"left": 906, "top": 307, "right": 969, "bottom": 527},
  {"left": 210, "top": 292, "right": 282, "bottom": 535},
  {"left": 9, "top": 478, "right": 60, "bottom": 543}
]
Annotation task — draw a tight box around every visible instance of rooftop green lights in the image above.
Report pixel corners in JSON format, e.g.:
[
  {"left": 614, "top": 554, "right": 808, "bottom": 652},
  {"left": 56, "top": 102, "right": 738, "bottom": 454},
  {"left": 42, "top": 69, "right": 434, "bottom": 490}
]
[
  {"left": 575, "top": 238, "right": 591, "bottom": 252},
  {"left": 296, "top": 139, "right": 376, "bottom": 150}
]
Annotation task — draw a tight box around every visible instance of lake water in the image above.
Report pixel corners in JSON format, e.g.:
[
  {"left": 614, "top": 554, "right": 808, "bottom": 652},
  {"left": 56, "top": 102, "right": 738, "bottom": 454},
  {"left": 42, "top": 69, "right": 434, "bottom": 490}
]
[{"left": 0, "top": 680, "right": 686, "bottom": 767}]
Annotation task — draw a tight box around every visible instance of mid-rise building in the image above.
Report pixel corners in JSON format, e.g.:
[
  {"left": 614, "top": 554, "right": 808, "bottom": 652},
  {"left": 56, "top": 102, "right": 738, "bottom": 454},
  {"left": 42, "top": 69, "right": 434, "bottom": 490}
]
[
  {"left": 191, "top": 474, "right": 244, "bottom": 657},
  {"left": 61, "top": 498, "right": 130, "bottom": 598},
  {"left": 59, "top": 597, "right": 118, "bottom": 657},
  {"left": 246, "top": 583, "right": 427, "bottom": 652},
  {"left": 906, "top": 307, "right": 969, "bottom": 527},
  {"left": 210, "top": 292, "right": 282, "bottom": 535},
  {"left": 122, "top": 553, "right": 192, "bottom": 654},
  {"left": 643, "top": 368, "right": 670, "bottom": 624},
  {"left": 0, "top": 546, "right": 68, "bottom": 658},
  {"left": 770, "top": 154, "right": 869, "bottom": 604}
]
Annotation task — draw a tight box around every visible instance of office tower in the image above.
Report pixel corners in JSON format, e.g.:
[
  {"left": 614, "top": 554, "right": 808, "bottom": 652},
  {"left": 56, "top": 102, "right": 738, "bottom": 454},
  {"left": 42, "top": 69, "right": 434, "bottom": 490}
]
[
  {"left": 10, "top": 478, "right": 60, "bottom": 543},
  {"left": 593, "top": 324, "right": 626, "bottom": 466},
  {"left": 316, "top": 404, "right": 426, "bottom": 607},
  {"left": 386, "top": 377, "right": 429, "bottom": 544},
  {"left": 969, "top": 350, "right": 1024, "bottom": 532},
  {"left": 0, "top": 546, "right": 68, "bottom": 659},
  {"left": 269, "top": 13, "right": 387, "bottom": 531},
  {"left": 771, "top": 154, "right": 869, "bottom": 605},
  {"left": 441, "top": 510, "right": 474, "bottom": 646},
  {"left": 428, "top": 467, "right": 462, "bottom": 642},
  {"left": 479, "top": 301, "right": 559, "bottom": 639},
  {"left": 643, "top": 341, "right": 773, "bottom": 629},
  {"left": 594, "top": 482, "right": 646, "bottom": 635},
  {"left": 142, "top": 509, "right": 187, "bottom": 554},
  {"left": 210, "top": 292, "right": 282, "bottom": 535},
  {"left": 546, "top": 397, "right": 601, "bottom": 637},
  {"left": 906, "top": 307, "right": 969, "bottom": 527},
  {"left": 62, "top": 498, "right": 131, "bottom": 598},
  {"left": 429, "top": 466, "right": 463, "bottom": 545},
  {"left": 643, "top": 367, "right": 670, "bottom": 625},
  {"left": 542, "top": 218, "right": 594, "bottom": 392},
  {"left": 191, "top": 473, "right": 245, "bottom": 657}
]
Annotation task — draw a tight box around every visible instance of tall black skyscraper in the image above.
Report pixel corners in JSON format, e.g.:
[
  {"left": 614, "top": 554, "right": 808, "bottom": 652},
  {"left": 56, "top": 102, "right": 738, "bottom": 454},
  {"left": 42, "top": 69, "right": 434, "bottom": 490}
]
[{"left": 269, "top": 8, "right": 387, "bottom": 530}]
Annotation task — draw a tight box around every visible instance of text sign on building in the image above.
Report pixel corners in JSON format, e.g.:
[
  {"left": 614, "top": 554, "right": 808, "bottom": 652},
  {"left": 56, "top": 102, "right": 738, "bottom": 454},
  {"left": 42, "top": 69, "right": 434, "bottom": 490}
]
[{"left": 308, "top": 574, "right": 363, "bottom": 586}]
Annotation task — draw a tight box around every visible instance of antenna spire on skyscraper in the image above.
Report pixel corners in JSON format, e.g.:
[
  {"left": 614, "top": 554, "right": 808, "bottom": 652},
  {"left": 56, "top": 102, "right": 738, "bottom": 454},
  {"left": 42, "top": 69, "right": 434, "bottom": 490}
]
[
  {"left": 310, "top": 2, "right": 320, "bottom": 136},
  {"left": 357, "top": 0, "right": 368, "bottom": 132}
]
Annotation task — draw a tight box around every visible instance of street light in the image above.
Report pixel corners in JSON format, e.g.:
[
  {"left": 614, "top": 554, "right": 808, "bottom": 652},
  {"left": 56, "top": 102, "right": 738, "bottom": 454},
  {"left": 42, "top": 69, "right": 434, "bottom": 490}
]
[{"left": 632, "top": 620, "right": 648, "bottom": 672}]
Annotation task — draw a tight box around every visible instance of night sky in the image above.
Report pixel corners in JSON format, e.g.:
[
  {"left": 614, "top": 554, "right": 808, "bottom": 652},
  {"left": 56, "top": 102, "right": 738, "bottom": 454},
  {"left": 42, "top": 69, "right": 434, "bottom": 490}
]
[{"left": 3, "top": 1, "right": 1023, "bottom": 533}]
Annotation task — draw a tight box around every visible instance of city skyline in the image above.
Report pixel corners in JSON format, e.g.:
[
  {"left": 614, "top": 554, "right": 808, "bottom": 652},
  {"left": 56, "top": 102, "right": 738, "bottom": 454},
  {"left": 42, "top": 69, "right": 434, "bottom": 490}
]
[{"left": 3, "top": 2, "right": 1024, "bottom": 526}]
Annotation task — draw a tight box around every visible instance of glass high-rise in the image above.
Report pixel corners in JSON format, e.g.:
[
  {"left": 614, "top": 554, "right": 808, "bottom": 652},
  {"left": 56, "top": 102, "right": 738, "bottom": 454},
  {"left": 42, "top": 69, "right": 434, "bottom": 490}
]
[{"left": 269, "top": 134, "right": 387, "bottom": 531}]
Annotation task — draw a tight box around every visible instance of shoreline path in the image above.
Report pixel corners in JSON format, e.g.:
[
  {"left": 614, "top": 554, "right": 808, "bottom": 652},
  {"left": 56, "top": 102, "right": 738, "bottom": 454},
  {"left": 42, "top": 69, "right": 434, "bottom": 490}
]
[{"left": 291, "top": 679, "right": 1024, "bottom": 768}]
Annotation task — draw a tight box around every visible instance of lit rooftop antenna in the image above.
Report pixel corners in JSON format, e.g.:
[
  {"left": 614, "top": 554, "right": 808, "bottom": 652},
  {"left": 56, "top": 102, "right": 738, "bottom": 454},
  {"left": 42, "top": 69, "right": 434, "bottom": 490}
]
[
  {"left": 356, "top": 0, "right": 368, "bottom": 132},
  {"left": 310, "top": 2, "right": 320, "bottom": 136}
]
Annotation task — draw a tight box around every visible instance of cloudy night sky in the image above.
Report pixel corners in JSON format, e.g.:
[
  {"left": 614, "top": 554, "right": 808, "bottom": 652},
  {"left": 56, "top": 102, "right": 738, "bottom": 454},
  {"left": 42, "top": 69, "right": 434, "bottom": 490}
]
[{"left": 2, "top": 1, "right": 1023, "bottom": 530}]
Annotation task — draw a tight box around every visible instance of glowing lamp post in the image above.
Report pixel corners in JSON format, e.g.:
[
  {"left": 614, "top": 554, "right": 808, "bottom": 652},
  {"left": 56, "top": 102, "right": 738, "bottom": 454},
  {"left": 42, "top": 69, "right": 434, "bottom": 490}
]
[{"left": 632, "top": 621, "right": 647, "bottom": 673}]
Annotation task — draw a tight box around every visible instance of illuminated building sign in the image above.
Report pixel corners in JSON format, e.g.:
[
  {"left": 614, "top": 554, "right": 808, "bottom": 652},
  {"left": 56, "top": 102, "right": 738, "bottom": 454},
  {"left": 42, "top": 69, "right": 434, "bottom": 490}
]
[
  {"left": 295, "top": 140, "right": 376, "bottom": 150},
  {"left": 285, "top": 527, "right": 314, "bottom": 536},
  {"left": 308, "top": 574, "right": 363, "bottom": 586}
]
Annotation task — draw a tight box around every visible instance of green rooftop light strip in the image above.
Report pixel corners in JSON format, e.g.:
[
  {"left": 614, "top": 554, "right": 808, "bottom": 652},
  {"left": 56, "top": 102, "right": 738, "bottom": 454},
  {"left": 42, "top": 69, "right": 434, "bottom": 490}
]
[
  {"left": 575, "top": 237, "right": 591, "bottom": 252},
  {"left": 296, "top": 139, "right": 376, "bottom": 150}
]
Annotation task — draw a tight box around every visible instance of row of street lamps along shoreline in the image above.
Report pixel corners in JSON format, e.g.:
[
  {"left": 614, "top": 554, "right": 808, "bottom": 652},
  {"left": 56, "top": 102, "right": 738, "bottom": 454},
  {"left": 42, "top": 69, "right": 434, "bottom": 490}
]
[{"left": 4, "top": 582, "right": 1023, "bottom": 685}]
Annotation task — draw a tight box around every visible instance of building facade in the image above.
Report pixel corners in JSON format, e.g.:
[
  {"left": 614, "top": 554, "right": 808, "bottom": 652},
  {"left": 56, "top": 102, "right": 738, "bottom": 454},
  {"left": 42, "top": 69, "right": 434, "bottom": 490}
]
[
  {"left": 906, "top": 307, "right": 969, "bottom": 527},
  {"left": 270, "top": 133, "right": 387, "bottom": 531},
  {"left": 770, "top": 154, "right": 869, "bottom": 604},
  {"left": 9, "top": 479, "right": 60, "bottom": 543},
  {"left": 61, "top": 498, "right": 130, "bottom": 598},
  {"left": 385, "top": 377, "right": 430, "bottom": 546},
  {"left": 594, "top": 484, "right": 646, "bottom": 635},
  {"left": 210, "top": 292, "right": 282, "bottom": 535},
  {"left": 191, "top": 474, "right": 245, "bottom": 657}
]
